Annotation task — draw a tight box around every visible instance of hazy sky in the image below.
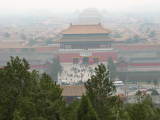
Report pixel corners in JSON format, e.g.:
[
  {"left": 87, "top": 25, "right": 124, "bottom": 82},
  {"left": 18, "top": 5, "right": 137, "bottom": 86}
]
[{"left": 0, "top": 0, "right": 160, "bottom": 13}]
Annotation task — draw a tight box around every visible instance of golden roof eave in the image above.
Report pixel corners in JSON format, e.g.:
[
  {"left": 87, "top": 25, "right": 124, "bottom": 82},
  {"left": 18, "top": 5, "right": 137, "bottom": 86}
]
[{"left": 62, "top": 24, "right": 111, "bottom": 35}]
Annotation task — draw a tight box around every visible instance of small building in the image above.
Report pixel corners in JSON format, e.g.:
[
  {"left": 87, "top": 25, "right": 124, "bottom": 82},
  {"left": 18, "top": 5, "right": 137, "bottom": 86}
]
[{"left": 61, "top": 85, "right": 86, "bottom": 103}]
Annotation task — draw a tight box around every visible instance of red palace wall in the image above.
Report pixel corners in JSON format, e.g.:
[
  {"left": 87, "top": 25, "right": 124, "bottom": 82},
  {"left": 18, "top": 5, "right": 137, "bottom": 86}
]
[
  {"left": 59, "top": 51, "right": 117, "bottom": 63},
  {"left": 129, "top": 63, "right": 160, "bottom": 67},
  {"left": 59, "top": 53, "right": 80, "bottom": 63}
]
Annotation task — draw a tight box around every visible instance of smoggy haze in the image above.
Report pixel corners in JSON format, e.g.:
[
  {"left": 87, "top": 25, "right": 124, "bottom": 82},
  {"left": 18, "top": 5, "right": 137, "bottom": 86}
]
[{"left": 0, "top": 0, "right": 160, "bottom": 14}]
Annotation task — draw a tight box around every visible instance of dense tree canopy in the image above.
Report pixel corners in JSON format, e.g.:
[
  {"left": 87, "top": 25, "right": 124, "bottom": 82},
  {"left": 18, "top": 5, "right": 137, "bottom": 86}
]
[
  {"left": 85, "top": 63, "right": 116, "bottom": 120},
  {"left": 0, "top": 58, "right": 160, "bottom": 120},
  {"left": 77, "top": 96, "right": 99, "bottom": 120},
  {"left": 0, "top": 57, "right": 65, "bottom": 120}
]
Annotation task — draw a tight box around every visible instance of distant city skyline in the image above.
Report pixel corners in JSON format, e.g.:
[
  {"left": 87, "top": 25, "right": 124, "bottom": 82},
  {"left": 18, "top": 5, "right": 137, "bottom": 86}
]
[{"left": 0, "top": 0, "right": 160, "bottom": 14}]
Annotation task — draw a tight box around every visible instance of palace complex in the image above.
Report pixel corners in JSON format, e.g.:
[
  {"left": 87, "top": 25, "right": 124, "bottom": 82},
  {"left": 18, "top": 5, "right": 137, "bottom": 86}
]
[{"left": 1, "top": 23, "right": 160, "bottom": 82}]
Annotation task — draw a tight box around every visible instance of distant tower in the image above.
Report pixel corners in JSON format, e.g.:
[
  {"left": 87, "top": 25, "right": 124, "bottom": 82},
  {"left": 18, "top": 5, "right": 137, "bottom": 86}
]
[{"left": 78, "top": 8, "right": 102, "bottom": 25}]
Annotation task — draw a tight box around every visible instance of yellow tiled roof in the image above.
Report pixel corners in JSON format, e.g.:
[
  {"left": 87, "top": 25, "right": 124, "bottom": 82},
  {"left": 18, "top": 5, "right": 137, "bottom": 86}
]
[{"left": 62, "top": 24, "right": 110, "bottom": 34}]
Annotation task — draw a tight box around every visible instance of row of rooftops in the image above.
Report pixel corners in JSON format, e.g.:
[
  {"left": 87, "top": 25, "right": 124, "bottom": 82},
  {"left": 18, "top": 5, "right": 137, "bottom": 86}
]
[{"left": 1, "top": 24, "right": 160, "bottom": 50}]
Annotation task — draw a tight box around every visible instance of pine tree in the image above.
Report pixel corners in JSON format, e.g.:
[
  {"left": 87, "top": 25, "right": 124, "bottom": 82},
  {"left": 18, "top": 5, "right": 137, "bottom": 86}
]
[
  {"left": 0, "top": 57, "right": 65, "bottom": 120},
  {"left": 64, "top": 100, "right": 80, "bottom": 120},
  {"left": 13, "top": 110, "right": 25, "bottom": 120},
  {"left": 0, "top": 56, "right": 33, "bottom": 120},
  {"left": 77, "top": 96, "right": 99, "bottom": 120},
  {"left": 126, "top": 95, "right": 160, "bottom": 120},
  {"left": 34, "top": 73, "right": 65, "bottom": 120},
  {"left": 85, "top": 63, "right": 116, "bottom": 120}
]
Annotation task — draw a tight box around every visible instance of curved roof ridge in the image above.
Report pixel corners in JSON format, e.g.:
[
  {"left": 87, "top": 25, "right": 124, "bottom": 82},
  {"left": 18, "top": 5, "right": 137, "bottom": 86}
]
[{"left": 62, "top": 23, "right": 111, "bottom": 34}]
